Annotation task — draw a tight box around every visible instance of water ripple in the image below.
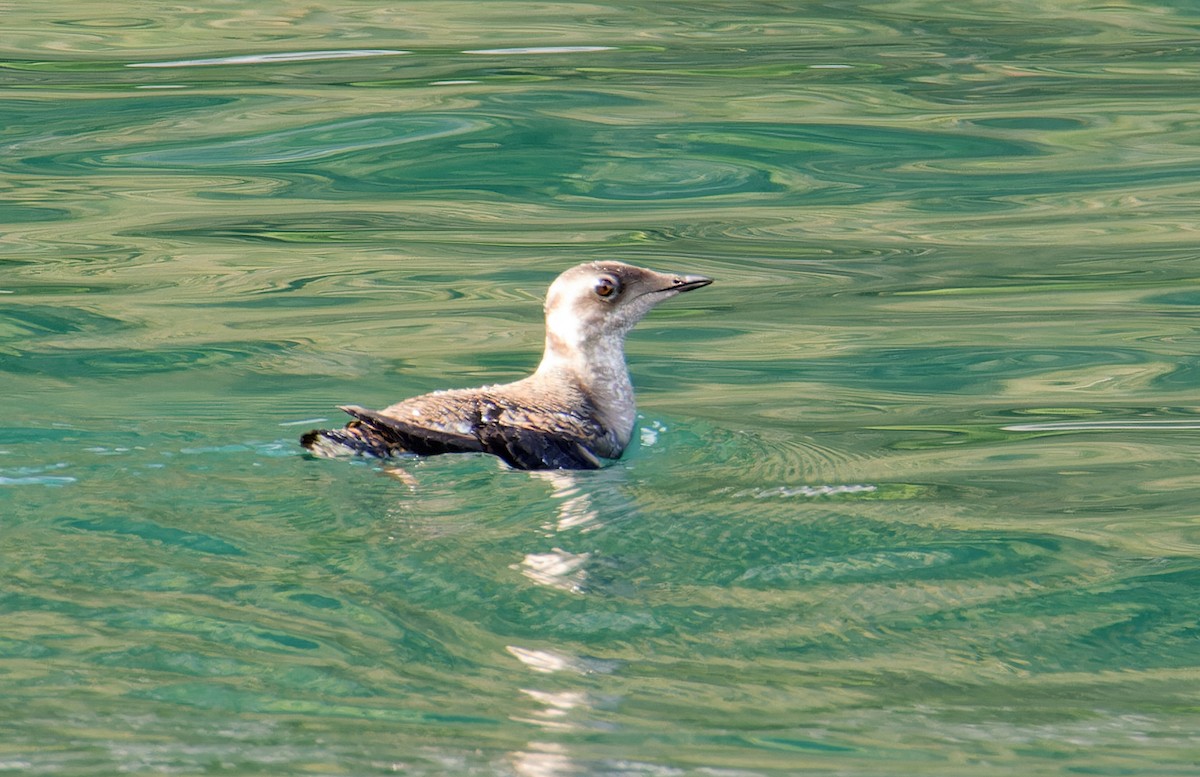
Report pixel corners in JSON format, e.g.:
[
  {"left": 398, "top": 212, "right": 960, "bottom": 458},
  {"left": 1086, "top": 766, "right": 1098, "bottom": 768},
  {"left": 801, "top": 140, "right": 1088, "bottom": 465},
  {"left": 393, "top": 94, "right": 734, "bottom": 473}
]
[
  {"left": 463, "top": 46, "right": 615, "bottom": 55},
  {"left": 1004, "top": 420, "right": 1200, "bottom": 432},
  {"left": 7, "top": 1, "right": 1200, "bottom": 773},
  {"left": 121, "top": 115, "right": 485, "bottom": 167},
  {"left": 0, "top": 462, "right": 75, "bottom": 487},
  {"left": 127, "top": 49, "right": 410, "bottom": 68}
]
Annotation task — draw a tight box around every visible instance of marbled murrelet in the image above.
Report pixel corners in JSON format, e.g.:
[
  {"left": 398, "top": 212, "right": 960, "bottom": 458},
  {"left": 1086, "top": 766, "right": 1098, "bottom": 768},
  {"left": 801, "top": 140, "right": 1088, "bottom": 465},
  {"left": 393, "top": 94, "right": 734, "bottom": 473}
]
[{"left": 300, "top": 261, "right": 712, "bottom": 470}]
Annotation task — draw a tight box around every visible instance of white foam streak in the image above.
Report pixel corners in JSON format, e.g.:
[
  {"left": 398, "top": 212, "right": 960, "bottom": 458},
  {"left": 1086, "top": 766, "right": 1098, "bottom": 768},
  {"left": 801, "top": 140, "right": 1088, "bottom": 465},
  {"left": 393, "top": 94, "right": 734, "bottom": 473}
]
[
  {"left": 463, "top": 46, "right": 615, "bottom": 55},
  {"left": 1005, "top": 421, "right": 1200, "bottom": 431},
  {"left": 752, "top": 484, "right": 878, "bottom": 499},
  {"left": 128, "top": 50, "right": 409, "bottom": 68}
]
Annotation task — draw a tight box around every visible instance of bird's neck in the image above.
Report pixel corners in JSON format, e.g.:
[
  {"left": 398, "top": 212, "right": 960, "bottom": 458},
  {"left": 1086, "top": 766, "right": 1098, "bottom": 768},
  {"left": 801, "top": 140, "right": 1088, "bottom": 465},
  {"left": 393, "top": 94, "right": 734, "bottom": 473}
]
[{"left": 533, "top": 325, "right": 636, "bottom": 448}]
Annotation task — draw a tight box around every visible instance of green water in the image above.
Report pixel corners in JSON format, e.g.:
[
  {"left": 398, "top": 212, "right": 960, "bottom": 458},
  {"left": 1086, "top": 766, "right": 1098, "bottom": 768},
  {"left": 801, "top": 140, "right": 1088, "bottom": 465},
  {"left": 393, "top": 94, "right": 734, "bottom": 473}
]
[{"left": 5, "top": 1, "right": 1200, "bottom": 774}]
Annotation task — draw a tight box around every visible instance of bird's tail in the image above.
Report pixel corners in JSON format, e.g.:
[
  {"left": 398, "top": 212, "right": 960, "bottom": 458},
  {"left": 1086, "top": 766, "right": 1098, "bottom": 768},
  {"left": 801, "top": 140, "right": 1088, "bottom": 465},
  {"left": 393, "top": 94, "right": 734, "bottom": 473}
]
[{"left": 299, "top": 421, "right": 401, "bottom": 458}]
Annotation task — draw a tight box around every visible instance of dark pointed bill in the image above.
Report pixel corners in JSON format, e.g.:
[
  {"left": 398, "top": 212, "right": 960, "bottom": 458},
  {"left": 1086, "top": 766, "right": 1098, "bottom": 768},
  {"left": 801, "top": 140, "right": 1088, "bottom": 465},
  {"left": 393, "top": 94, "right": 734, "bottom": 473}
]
[{"left": 660, "top": 273, "right": 714, "bottom": 294}]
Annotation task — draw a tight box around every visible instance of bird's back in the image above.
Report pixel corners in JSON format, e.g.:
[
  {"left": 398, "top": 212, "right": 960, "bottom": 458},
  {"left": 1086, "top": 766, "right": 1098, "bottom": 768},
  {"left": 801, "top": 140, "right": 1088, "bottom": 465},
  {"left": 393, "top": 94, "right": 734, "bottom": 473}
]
[{"left": 303, "top": 378, "right": 615, "bottom": 469}]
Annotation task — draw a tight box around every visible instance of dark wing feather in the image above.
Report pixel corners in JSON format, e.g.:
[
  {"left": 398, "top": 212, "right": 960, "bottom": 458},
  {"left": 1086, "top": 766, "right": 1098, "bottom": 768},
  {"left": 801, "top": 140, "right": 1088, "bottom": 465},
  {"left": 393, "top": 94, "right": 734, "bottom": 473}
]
[
  {"left": 477, "top": 423, "right": 603, "bottom": 470},
  {"left": 342, "top": 405, "right": 603, "bottom": 470},
  {"left": 338, "top": 405, "right": 484, "bottom": 456},
  {"left": 307, "top": 401, "right": 605, "bottom": 471}
]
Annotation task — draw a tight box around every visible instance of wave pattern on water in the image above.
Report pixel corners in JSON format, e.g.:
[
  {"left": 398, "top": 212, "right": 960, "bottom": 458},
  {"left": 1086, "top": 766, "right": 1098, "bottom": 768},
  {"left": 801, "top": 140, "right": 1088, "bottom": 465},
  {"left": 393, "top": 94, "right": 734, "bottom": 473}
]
[{"left": 4, "top": 0, "right": 1200, "bottom": 775}]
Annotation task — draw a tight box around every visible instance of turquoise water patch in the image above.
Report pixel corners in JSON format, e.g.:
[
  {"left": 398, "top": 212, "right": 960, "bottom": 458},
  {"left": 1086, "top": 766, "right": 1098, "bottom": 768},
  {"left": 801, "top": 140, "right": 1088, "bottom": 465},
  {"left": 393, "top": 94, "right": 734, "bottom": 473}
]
[
  {"left": 4, "top": 1, "right": 1200, "bottom": 775},
  {"left": 122, "top": 115, "right": 484, "bottom": 167}
]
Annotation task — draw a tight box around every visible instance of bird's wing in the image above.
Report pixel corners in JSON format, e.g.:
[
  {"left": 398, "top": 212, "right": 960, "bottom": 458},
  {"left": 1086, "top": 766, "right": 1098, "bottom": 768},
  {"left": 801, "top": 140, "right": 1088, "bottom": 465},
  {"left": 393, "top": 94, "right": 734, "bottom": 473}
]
[
  {"left": 339, "top": 405, "right": 485, "bottom": 456},
  {"left": 477, "top": 423, "right": 603, "bottom": 470},
  {"left": 340, "top": 404, "right": 603, "bottom": 470}
]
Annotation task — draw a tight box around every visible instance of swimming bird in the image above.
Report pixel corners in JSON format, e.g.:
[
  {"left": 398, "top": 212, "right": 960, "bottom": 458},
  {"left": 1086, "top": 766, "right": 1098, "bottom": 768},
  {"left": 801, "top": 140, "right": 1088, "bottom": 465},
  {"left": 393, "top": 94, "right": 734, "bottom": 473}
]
[{"left": 300, "top": 261, "right": 713, "bottom": 470}]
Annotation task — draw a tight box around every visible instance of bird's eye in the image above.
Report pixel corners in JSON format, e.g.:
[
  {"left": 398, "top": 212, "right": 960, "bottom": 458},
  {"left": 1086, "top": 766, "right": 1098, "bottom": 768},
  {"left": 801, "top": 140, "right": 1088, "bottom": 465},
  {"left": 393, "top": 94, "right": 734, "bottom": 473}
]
[{"left": 594, "top": 276, "right": 620, "bottom": 299}]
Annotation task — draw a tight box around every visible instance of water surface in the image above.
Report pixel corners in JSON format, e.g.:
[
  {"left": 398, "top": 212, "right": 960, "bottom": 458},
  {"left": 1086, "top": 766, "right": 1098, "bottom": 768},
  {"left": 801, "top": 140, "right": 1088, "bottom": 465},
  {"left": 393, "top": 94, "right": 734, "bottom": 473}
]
[{"left": 4, "top": 1, "right": 1200, "bottom": 774}]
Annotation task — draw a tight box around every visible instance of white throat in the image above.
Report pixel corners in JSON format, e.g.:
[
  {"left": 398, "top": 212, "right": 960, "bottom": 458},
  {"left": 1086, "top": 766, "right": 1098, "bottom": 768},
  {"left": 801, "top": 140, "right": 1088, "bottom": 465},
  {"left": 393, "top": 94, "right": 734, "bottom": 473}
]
[{"left": 534, "top": 303, "right": 637, "bottom": 445}]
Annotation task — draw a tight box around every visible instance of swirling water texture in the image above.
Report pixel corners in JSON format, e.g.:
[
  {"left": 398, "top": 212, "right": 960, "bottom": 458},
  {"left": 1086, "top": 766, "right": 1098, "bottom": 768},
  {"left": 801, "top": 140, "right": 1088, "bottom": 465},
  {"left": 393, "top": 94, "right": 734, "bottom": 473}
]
[{"left": 4, "top": 1, "right": 1200, "bottom": 775}]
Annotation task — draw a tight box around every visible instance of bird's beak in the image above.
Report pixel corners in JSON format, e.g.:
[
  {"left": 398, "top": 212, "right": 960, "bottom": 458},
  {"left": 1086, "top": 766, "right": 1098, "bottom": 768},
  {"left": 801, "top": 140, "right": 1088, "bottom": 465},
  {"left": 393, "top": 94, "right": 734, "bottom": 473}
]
[{"left": 660, "top": 273, "right": 713, "bottom": 294}]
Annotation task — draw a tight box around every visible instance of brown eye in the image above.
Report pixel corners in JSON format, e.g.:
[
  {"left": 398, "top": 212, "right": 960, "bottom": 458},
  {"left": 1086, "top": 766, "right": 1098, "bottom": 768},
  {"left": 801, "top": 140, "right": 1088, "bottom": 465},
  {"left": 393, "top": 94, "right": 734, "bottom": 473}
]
[{"left": 594, "top": 276, "right": 619, "bottom": 298}]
